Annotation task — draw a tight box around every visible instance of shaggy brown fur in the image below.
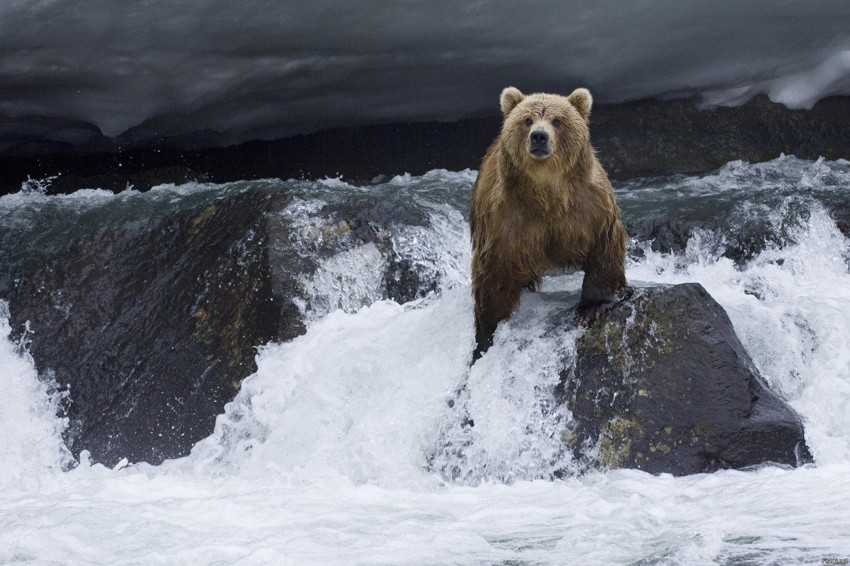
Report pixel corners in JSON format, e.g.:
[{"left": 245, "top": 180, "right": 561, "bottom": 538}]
[{"left": 470, "top": 86, "right": 627, "bottom": 359}]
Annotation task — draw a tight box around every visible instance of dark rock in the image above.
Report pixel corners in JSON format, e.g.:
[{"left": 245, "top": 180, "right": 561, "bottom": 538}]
[
  {"left": 4, "top": 190, "right": 293, "bottom": 466},
  {"left": 558, "top": 283, "right": 811, "bottom": 475},
  {"left": 383, "top": 257, "right": 440, "bottom": 304},
  {"left": 1, "top": 183, "right": 443, "bottom": 467},
  {"left": 307, "top": 195, "right": 443, "bottom": 305},
  {"left": 623, "top": 214, "right": 782, "bottom": 266}
]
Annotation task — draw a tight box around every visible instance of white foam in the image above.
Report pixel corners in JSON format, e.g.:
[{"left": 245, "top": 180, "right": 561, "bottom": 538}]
[
  {"left": 184, "top": 291, "right": 475, "bottom": 487},
  {"left": 0, "top": 301, "right": 71, "bottom": 489}
]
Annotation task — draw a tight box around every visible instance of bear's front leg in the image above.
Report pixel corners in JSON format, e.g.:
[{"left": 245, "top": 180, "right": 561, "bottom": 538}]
[
  {"left": 472, "top": 278, "right": 524, "bottom": 361},
  {"left": 576, "top": 221, "right": 627, "bottom": 325}
]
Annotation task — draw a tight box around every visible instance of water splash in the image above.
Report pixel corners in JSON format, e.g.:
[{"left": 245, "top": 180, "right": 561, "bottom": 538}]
[{"left": 0, "top": 300, "right": 72, "bottom": 488}]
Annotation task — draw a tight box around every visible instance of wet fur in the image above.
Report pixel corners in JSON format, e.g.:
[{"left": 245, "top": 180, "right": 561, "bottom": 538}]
[{"left": 470, "top": 87, "right": 627, "bottom": 359}]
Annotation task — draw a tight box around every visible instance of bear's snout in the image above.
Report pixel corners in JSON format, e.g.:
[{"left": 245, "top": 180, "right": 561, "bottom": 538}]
[
  {"left": 528, "top": 128, "right": 551, "bottom": 159},
  {"left": 530, "top": 129, "right": 549, "bottom": 146}
]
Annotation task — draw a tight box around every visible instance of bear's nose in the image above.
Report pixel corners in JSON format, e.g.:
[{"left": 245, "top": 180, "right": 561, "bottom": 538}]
[{"left": 530, "top": 129, "right": 549, "bottom": 146}]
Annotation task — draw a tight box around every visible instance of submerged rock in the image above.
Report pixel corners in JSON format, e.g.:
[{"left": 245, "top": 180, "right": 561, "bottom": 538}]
[{"left": 558, "top": 283, "right": 811, "bottom": 475}]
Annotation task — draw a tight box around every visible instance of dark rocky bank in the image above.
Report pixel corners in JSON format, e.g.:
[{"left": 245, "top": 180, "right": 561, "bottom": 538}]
[{"left": 3, "top": 94, "right": 850, "bottom": 196}]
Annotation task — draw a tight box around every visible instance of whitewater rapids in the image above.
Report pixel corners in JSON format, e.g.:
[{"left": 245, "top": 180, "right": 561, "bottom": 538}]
[{"left": 1, "top": 156, "right": 850, "bottom": 564}]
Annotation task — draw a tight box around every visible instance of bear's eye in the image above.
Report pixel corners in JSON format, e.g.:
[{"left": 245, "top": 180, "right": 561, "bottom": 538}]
[
  {"left": 552, "top": 118, "right": 562, "bottom": 129},
  {"left": 525, "top": 117, "right": 533, "bottom": 127}
]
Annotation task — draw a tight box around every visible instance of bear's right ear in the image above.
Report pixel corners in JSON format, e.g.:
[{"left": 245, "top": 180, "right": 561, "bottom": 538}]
[
  {"left": 500, "top": 87, "right": 525, "bottom": 116},
  {"left": 567, "top": 88, "right": 593, "bottom": 120}
]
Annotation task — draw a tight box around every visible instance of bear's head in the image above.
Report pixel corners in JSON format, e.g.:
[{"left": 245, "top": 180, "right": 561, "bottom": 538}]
[{"left": 498, "top": 86, "right": 592, "bottom": 170}]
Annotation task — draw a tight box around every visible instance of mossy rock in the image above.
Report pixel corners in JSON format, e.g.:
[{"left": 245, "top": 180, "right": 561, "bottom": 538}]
[{"left": 559, "top": 283, "right": 811, "bottom": 475}]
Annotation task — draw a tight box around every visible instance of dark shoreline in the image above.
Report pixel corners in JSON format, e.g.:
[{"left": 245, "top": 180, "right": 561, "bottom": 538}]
[{"left": 3, "top": 94, "right": 850, "bottom": 196}]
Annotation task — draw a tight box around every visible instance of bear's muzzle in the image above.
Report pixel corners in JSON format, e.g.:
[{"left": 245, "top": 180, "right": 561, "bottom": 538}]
[{"left": 528, "top": 128, "right": 551, "bottom": 159}]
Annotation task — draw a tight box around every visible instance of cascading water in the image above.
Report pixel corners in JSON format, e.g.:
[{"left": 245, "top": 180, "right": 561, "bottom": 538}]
[{"left": 1, "top": 156, "right": 849, "bottom": 564}]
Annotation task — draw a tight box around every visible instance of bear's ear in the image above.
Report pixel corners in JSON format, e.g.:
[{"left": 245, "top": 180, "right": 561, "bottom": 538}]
[
  {"left": 567, "top": 88, "right": 593, "bottom": 120},
  {"left": 500, "top": 87, "right": 525, "bottom": 116}
]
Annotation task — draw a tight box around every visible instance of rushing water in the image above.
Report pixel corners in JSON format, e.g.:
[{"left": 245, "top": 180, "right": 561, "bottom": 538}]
[{"left": 2, "top": 156, "right": 850, "bottom": 564}]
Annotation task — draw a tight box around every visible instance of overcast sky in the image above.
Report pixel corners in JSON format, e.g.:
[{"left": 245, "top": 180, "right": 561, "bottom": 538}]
[{"left": 2, "top": 0, "right": 849, "bottom": 142}]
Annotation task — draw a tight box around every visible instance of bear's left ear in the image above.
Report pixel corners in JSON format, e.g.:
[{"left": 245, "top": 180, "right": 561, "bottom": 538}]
[
  {"left": 500, "top": 87, "right": 525, "bottom": 116},
  {"left": 567, "top": 88, "right": 593, "bottom": 120}
]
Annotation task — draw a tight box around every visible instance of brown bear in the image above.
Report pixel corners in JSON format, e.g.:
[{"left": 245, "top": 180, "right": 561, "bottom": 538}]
[{"left": 470, "top": 86, "right": 627, "bottom": 360}]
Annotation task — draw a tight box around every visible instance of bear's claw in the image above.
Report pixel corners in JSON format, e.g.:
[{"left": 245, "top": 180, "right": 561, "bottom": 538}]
[
  {"left": 575, "top": 302, "right": 612, "bottom": 326},
  {"left": 575, "top": 286, "right": 634, "bottom": 326}
]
